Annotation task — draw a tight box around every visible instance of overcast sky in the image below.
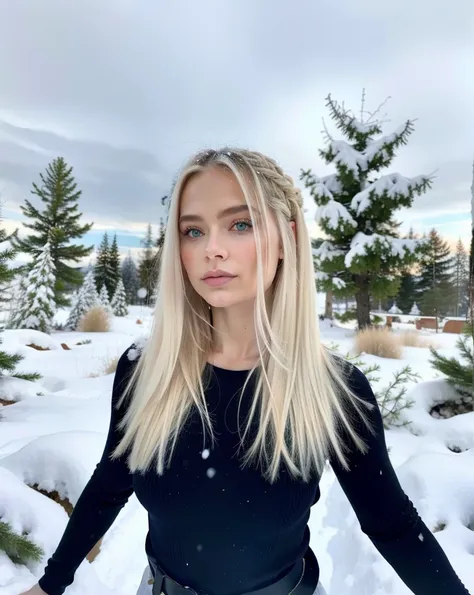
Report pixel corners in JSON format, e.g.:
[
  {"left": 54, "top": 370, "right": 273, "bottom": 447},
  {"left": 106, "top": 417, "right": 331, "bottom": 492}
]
[{"left": 0, "top": 0, "right": 473, "bottom": 264}]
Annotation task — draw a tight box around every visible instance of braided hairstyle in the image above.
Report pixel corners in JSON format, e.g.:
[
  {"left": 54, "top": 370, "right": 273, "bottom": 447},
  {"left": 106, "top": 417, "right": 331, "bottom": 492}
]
[{"left": 189, "top": 147, "right": 303, "bottom": 221}]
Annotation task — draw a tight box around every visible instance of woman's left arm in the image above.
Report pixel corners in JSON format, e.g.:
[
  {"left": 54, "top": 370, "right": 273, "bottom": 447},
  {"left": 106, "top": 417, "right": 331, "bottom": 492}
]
[{"left": 330, "top": 364, "right": 470, "bottom": 595}]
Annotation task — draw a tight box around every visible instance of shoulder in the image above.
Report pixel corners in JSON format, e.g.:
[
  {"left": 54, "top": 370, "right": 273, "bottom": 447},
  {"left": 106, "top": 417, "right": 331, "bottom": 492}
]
[
  {"left": 124, "top": 334, "right": 149, "bottom": 363},
  {"left": 114, "top": 334, "right": 149, "bottom": 385},
  {"left": 329, "top": 353, "right": 376, "bottom": 405}
]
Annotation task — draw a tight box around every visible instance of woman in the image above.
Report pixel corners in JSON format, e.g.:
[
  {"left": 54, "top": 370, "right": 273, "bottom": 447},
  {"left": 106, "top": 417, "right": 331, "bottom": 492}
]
[{"left": 23, "top": 148, "right": 469, "bottom": 595}]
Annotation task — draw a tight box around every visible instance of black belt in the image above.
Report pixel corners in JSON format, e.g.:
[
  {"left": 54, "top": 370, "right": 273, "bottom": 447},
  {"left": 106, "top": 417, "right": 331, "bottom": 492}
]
[{"left": 147, "top": 547, "right": 319, "bottom": 595}]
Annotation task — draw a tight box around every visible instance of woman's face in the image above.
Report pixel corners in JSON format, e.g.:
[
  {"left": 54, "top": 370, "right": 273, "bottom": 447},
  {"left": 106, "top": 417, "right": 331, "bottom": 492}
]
[{"left": 179, "top": 166, "right": 284, "bottom": 309}]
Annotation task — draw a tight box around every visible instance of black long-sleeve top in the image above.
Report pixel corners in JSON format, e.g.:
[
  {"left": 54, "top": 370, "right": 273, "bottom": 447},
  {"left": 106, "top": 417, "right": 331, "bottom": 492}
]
[{"left": 38, "top": 345, "right": 470, "bottom": 595}]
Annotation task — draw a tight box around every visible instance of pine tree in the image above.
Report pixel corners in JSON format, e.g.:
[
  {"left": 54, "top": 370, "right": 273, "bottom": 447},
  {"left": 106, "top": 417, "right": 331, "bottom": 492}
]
[
  {"left": 111, "top": 278, "right": 128, "bottom": 316},
  {"left": 410, "top": 302, "right": 420, "bottom": 316},
  {"left": 10, "top": 241, "right": 56, "bottom": 333},
  {"left": 94, "top": 232, "right": 114, "bottom": 298},
  {"left": 0, "top": 520, "right": 44, "bottom": 565},
  {"left": 396, "top": 273, "right": 417, "bottom": 314},
  {"left": 301, "top": 94, "right": 432, "bottom": 328},
  {"left": 98, "top": 284, "right": 113, "bottom": 315},
  {"left": 150, "top": 218, "right": 167, "bottom": 304},
  {"left": 108, "top": 234, "right": 121, "bottom": 297},
  {"left": 6, "top": 274, "right": 28, "bottom": 330},
  {"left": 10, "top": 157, "right": 93, "bottom": 307},
  {"left": 0, "top": 205, "right": 17, "bottom": 315},
  {"left": 418, "top": 229, "right": 455, "bottom": 317},
  {"left": 122, "top": 252, "right": 139, "bottom": 305},
  {"left": 0, "top": 206, "right": 41, "bottom": 382},
  {"left": 395, "top": 228, "right": 419, "bottom": 314},
  {"left": 430, "top": 326, "right": 473, "bottom": 401},
  {"left": 65, "top": 268, "right": 99, "bottom": 330},
  {"left": 453, "top": 238, "right": 469, "bottom": 318},
  {"left": 138, "top": 223, "right": 157, "bottom": 306}
]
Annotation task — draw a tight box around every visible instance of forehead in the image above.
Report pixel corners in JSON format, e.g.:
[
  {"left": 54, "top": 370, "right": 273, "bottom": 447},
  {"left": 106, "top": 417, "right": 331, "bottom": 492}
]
[{"left": 180, "top": 166, "right": 245, "bottom": 212}]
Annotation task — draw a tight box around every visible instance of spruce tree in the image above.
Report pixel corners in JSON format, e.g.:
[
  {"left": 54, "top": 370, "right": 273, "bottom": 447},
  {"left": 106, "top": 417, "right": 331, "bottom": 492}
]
[
  {"left": 94, "top": 232, "right": 114, "bottom": 298},
  {"left": 108, "top": 234, "right": 121, "bottom": 297},
  {"left": 122, "top": 252, "right": 139, "bottom": 305},
  {"left": 98, "top": 284, "right": 113, "bottom": 315},
  {"left": 10, "top": 157, "right": 93, "bottom": 307},
  {"left": 0, "top": 207, "right": 41, "bottom": 382},
  {"left": 111, "top": 278, "right": 128, "bottom": 316},
  {"left": 11, "top": 241, "right": 56, "bottom": 333},
  {"left": 65, "top": 268, "right": 99, "bottom": 330},
  {"left": 138, "top": 223, "right": 157, "bottom": 306},
  {"left": 301, "top": 94, "right": 432, "bottom": 328},
  {"left": 418, "top": 229, "right": 455, "bottom": 317}
]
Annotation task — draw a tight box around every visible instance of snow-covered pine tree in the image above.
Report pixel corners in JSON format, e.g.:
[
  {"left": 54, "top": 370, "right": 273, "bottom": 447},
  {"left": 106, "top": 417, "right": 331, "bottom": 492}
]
[
  {"left": 65, "top": 268, "right": 99, "bottom": 330},
  {"left": 108, "top": 234, "right": 121, "bottom": 298},
  {"left": 11, "top": 241, "right": 56, "bottom": 333},
  {"left": 94, "top": 232, "right": 114, "bottom": 299},
  {"left": 0, "top": 205, "right": 16, "bottom": 320},
  {"left": 111, "top": 278, "right": 128, "bottom": 316},
  {"left": 301, "top": 94, "right": 432, "bottom": 328},
  {"left": 98, "top": 284, "right": 113, "bottom": 315},
  {"left": 10, "top": 157, "right": 93, "bottom": 307},
  {"left": 410, "top": 302, "right": 420, "bottom": 316},
  {"left": 417, "top": 228, "right": 455, "bottom": 317},
  {"left": 0, "top": 208, "right": 41, "bottom": 382},
  {"left": 122, "top": 251, "right": 139, "bottom": 305}
]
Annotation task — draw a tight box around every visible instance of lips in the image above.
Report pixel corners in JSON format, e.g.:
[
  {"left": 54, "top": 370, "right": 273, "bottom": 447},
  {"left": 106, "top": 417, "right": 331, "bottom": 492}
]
[
  {"left": 202, "top": 274, "right": 236, "bottom": 287},
  {"left": 202, "top": 269, "right": 235, "bottom": 280}
]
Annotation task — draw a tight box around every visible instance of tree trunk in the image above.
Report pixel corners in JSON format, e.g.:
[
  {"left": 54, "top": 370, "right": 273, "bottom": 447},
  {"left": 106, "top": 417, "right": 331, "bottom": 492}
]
[
  {"left": 355, "top": 275, "right": 371, "bottom": 329},
  {"left": 325, "top": 287, "right": 333, "bottom": 319}
]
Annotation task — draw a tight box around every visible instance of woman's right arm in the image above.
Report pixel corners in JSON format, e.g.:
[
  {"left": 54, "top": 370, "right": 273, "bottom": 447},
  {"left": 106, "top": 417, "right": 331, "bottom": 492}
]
[{"left": 23, "top": 347, "right": 138, "bottom": 595}]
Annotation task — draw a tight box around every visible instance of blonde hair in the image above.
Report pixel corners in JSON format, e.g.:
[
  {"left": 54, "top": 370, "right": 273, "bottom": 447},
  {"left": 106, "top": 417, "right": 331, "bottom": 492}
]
[{"left": 112, "top": 148, "right": 371, "bottom": 483}]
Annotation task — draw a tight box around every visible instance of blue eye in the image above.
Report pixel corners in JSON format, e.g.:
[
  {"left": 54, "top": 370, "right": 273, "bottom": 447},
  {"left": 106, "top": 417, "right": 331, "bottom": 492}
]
[
  {"left": 233, "top": 220, "right": 252, "bottom": 232},
  {"left": 183, "top": 228, "right": 202, "bottom": 238}
]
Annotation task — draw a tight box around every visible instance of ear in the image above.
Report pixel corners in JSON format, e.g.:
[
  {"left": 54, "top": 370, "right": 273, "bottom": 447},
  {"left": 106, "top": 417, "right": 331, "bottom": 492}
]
[{"left": 279, "top": 220, "right": 296, "bottom": 259}]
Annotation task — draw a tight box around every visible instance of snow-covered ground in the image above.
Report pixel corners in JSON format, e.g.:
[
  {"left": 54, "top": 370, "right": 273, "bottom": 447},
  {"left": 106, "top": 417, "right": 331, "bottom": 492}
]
[{"left": 0, "top": 305, "right": 473, "bottom": 595}]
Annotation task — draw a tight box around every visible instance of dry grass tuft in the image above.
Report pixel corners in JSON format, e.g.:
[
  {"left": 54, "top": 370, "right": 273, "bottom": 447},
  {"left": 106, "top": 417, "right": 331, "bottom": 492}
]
[
  {"left": 399, "top": 330, "right": 435, "bottom": 348},
  {"left": 88, "top": 355, "right": 119, "bottom": 378},
  {"left": 77, "top": 306, "right": 111, "bottom": 333},
  {"left": 354, "top": 327, "right": 402, "bottom": 359}
]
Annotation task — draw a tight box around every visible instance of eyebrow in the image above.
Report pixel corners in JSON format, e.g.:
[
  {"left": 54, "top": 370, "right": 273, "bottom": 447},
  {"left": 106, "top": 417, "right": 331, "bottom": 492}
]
[{"left": 179, "top": 204, "right": 253, "bottom": 224}]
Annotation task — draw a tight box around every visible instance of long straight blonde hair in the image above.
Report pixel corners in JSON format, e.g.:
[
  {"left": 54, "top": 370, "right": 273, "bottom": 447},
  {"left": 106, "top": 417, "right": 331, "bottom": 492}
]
[{"left": 112, "top": 148, "right": 371, "bottom": 483}]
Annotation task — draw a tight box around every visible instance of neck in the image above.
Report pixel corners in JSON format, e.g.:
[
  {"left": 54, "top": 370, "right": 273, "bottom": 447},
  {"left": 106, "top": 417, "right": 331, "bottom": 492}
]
[{"left": 209, "top": 302, "right": 259, "bottom": 365}]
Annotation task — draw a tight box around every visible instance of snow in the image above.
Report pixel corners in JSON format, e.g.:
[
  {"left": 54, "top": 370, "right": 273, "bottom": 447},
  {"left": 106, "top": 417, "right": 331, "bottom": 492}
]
[
  {"left": 0, "top": 306, "right": 473, "bottom": 594},
  {"left": 345, "top": 232, "right": 419, "bottom": 268},
  {"left": 388, "top": 302, "right": 402, "bottom": 315},
  {"left": 327, "top": 123, "right": 415, "bottom": 176},
  {"left": 314, "top": 241, "right": 345, "bottom": 263},
  {"left": 351, "top": 173, "right": 429, "bottom": 215},
  {"left": 315, "top": 200, "right": 357, "bottom": 231}
]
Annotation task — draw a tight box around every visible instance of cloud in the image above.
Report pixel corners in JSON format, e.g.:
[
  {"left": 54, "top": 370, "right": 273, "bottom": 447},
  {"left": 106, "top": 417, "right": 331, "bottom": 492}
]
[{"left": 0, "top": 0, "right": 472, "bottom": 260}]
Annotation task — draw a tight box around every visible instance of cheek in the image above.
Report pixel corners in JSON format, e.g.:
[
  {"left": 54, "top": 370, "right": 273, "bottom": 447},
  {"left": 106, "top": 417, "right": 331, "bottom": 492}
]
[{"left": 180, "top": 244, "right": 195, "bottom": 275}]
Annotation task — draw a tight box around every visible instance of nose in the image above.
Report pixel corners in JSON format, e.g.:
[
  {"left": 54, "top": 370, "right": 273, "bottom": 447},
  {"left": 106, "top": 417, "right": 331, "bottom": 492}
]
[{"left": 205, "top": 230, "right": 228, "bottom": 261}]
